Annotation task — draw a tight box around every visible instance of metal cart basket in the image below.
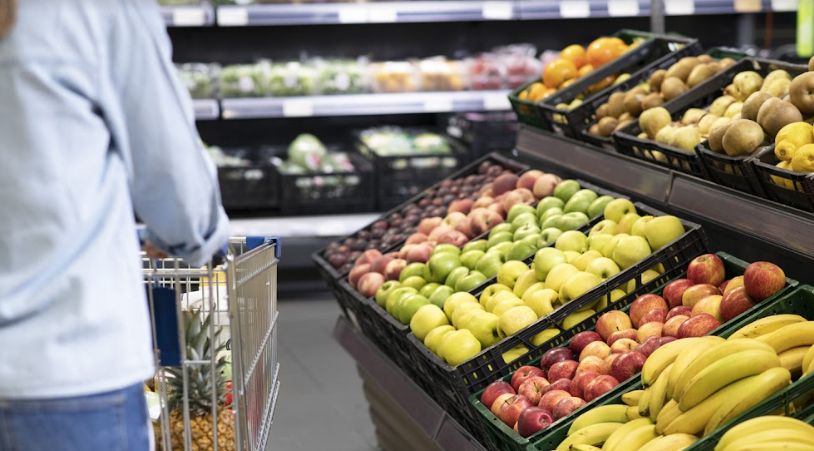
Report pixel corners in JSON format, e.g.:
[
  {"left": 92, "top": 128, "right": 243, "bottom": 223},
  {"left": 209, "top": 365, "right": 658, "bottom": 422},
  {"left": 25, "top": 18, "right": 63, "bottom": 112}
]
[{"left": 144, "top": 237, "right": 280, "bottom": 451}]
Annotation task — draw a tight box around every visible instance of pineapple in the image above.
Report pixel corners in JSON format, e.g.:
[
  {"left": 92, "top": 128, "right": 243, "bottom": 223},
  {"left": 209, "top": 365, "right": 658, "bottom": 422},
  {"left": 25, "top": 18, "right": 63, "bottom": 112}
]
[{"left": 157, "top": 309, "right": 236, "bottom": 451}]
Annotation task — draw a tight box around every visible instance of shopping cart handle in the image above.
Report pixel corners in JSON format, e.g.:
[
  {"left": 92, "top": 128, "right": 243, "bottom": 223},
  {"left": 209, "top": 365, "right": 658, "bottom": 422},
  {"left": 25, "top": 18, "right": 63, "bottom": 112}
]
[{"left": 245, "top": 236, "right": 282, "bottom": 257}]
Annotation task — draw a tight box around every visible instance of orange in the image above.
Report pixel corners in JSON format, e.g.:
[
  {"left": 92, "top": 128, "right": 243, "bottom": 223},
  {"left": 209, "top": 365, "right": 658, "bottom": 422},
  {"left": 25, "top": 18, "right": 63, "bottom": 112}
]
[
  {"left": 578, "top": 64, "right": 593, "bottom": 78},
  {"left": 560, "top": 44, "right": 586, "bottom": 69},
  {"left": 543, "top": 59, "right": 578, "bottom": 89},
  {"left": 586, "top": 36, "right": 628, "bottom": 68},
  {"left": 586, "top": 75, "right": 615, "bottom": 94}
]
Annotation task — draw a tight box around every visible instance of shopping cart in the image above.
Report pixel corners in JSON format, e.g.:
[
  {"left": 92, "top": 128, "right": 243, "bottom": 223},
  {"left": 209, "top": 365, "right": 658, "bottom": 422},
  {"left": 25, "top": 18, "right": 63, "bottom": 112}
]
[{"left": 144, "top": 237, "right": 280, "bottom": 451}]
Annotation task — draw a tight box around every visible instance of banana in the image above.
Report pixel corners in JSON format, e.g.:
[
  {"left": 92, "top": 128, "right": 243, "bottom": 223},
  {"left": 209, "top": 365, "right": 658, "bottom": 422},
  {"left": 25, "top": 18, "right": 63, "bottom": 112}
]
[
  {"left": 626, "top": 405, "right": 642, "bottom": 420},
  {"left": 570, "top": 445, "right": 602, "bottom": 451},
  {"left": 638, "top": 433, "right": 697, "bottom": 451},
  {"left": 757, "top": 321, "right": 814, "bottom": 353},
  {"left": 641, "top": 338, "right": 703, "bottom": 386},
  {"left": 664, "top": 375, "right": 757, "bottom": 436},
  {"left": 780, "top": 346, "right": 810, "bottom": 373},
  {"left": 666, "top": 336, "right": 724, "bottom": 400},
  {"left": 622, "top": 390, "right": 644, "bottom": 407},
  {"left": 637, "top": 387, "right": 652, "bottom": 417},
  {"left": 601, "top": 418, "right": 651, "bottom": 451},
  {"left": 673, "top": 339, "right": 775, "bottom": 401},
  {"left": 719, "top": 429, "right": 814, "bottom": 451},
  {"left": 568, "top": 404, "right": 629, "bottom": 435},
  {"left": 703, "top": 367, "right": 792, "bottom": 435},
  {"left": 555, "top": 422, "right": 622, "bottom": 451},
  {"left": 678, "top": 349, "right": 781, "bottom": 411},
  {"left": 656, "top": 399, "right": 681, "bottom": 434},
  {"left": 728, "top": 314, "right": 807, "bottom": 340},
  {"left": 610, "top": 423, "right": 656, "bottom": 451},
  {"left": 807, "top": 355, "right": 814, "bottom": 375},
  {"left": 802, "top": 344, "right": 814, "bottom": 374},
  {"left": 721, "top": 442, "right": 814, "bottom": 451},
  {"left": 715, "top": 416, "right": 814, "bottom": 451},
  {"left": 648, "top": 363, "right": 672, "bottom": 422}
]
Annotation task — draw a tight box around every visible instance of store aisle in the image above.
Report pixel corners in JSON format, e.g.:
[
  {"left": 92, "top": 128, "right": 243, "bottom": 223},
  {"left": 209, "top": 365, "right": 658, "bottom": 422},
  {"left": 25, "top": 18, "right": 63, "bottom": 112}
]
[{"left": 270, "top": 295, "right": 378, "bottom": 451}]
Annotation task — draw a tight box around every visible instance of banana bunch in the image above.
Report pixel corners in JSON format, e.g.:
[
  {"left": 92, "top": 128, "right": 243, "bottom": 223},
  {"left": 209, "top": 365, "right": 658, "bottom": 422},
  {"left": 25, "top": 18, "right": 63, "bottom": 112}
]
[
  {"left": 714, "top": 416, "right": 814, "bottom": 451},
  {"left": 730, "top": 315, "right": 814, "bottom": 375}
]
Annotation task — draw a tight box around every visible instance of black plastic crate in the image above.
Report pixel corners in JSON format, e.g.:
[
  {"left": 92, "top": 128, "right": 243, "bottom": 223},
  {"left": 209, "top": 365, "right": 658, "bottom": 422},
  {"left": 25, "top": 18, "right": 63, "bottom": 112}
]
[
  {"left": 696, "top": 145, "right": 766, "bottom": 196},
  {"left": 215, "top": 148, "right": 279, "bottom": 210},
  {"left": 539, "top": 34, "right": 701, "bottom": 139},
  {"left": 752, "top": 146, "right": 814, "bottom": 213},
  {"left": 404, "top": 203, "right": 707, "bottom": 436},
  {"left": 446, "top": 112, "right": 518, "bottom": 160}
]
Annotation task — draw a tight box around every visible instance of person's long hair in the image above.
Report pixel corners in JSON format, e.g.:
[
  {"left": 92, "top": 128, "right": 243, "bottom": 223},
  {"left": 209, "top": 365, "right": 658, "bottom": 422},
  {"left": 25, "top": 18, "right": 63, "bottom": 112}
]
[{"left": 0, "top": 0, "right": 16, "bottom": 38}]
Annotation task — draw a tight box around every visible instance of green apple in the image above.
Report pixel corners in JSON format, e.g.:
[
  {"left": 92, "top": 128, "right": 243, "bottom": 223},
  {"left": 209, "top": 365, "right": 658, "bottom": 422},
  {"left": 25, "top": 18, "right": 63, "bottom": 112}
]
[
  {"left": 555, "top": 231, "right": 588, "bottom": 253},
  {"left": 612, "top": 235, "right": 652, "bottom": 269},
  {"left": 603, "top": 198, "right": 637, "bottom": 222},
  {"left": 499, "top": 305, "right": 538, "bottom": 336},
  {"left": 460, "top": 250, "right": 485, "bottom": 270},
  {"left": 559, "top": 271, "right": 603, "bottom": 303},
  {"left": 401, "top": 275, "right": 427, "bottom": 291},
  {"left": 400, "top": 263, "right": 426, "bottom": 282},
  {"left": 443, "top": 292, "right": 479, "bottom": 318},
  {"left": 476, "top": 253, "right": 503, "bottom": 279},
  {"left": 490, "top": 241, "right": 514, "bottom": 260},
  {"left": 616, "top": 212, "right": 641, "bottom": 234},
  {"left": 644, "top": 215, "right": 685, "bottom": 250},
  {"left": 426, "top": 253, "right": 461, "bottom": 283},
  {"left": 553, "top": 179, "right": 581, "bottom": 202},
  {"left": 540, "top": 227, "right": 563, "bottom": 245},
  {"left": 536, "top": 197, "right": 565, "bottom": 217},
  {"left": 463, "top": 310, "right": 502, "bottom": 347},
  {"left": 585, "top": 257, "right": 621, "bottom": 280},
  {"left": 563, "top": 195, "right": 592, "bottom": 214},
  {"left": 489, "top": 223, "right": 513, "bottom": 239},
  {"left": 497, "top": 260, "right": 530, "bottom": 288},
  {"left": 539, "top": 207, "right": 564, "bottom": 224},
  {"left": 487, "top": 231, "right": 513, "bottom": 248},
  {"left": 433, "top": 244, "right": 461, "bottom": 257},
  {"left": 588, "top": 233, "right": 615, "bottom": 253},
  {"left": 563, "top": 250, "right": 581, "bottom": 264},
  {"left": 507, "top": 204, "right": 536, "bottom": 223},
  {"left": 557, "top": 212, "right": 590, "bottom": 231},
  {"left": 630, "top": 215, "right": 654, "bottom": 237},
  {"left": 375, "top": 281, "right": 401, "bottom": 307},
  {"left": 491, "top": 295, "right": 524, "bottom": 316},
  {"left": 545, "top": 263, "right": 579, "bottom": 292},
  {"left": 479, "top": 283, "right": 512, "bottom": 310},
  {"left": 507, "top": 240, "right": 536, "bottom": 262},
  {"left": 423, "top": 325, "right": 454, "bottom": 355},
  {"left": 386, "top": 287, "right": 417, "bottom": 315},
  {"left": 428, "top": 285, "right": 454, "bottom": 308},
  {"left": 455, "top": 272, "right": 488, "bottom": 293},
  {"left": 569, "top": 189, "right": 598, "bottom": 204},
  {"left": 532, "top": 247, "right": 566, "bottom": 280},
  {"left": 520, "top": 233, "right": 544, "bottom": 248},
  {"left": 587, "top": 195, "right": 614, "bottom": 218},
  {"left": 511, "top": 212, "right": 538, "bottom": 230},
  {"left": 541, "top": 213, "right": 563, "bottom": 230},
  {"left": 589, "top": 219, "right": 617, "bottom": 236},
  {"left": 463, "top": 239, "right": 488, "bottom": 253},
  {"left": 512, "top": 269, "right": 539, "bottom": 297},
  {"left": 451, "top": 302, "right": 484, "bottom": 328},
  {"left": 438, "top": 329, "right": 482, "bottom": 366},
  {"left": 396, "top": 294, "right": 430, "bottom": 324},
  {"left": 513, "top": 223, "right": 541, "bottom": 241},
  {"left": 523, "top": 288, "right": 558, "bottom": 317},
  {"left": 410, "top": 304, "right": 449, "bottom": 340},
  {"left": 420, "top": 282, "right": 441, "bottom": 298},
  {"left": 444, "top": 266, "right": 470, "bottom": 288},
  {"left": 626, "top": 268, "right": 661, "bottom": 293},
  {"left": 519, "top": 281, "right": 546, "bottom": 300},
  {"left": 600, "top": 233, "right": 628, "bottom": 258},
  {"left": 572, "top": 249, "right": 602, "bottom": 271}
]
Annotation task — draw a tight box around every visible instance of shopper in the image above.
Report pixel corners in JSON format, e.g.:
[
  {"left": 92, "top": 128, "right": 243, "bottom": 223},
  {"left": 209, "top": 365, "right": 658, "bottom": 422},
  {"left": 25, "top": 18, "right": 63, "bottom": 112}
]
[{"left": 0, "top": 1, "right": 229, "bottom": 450}]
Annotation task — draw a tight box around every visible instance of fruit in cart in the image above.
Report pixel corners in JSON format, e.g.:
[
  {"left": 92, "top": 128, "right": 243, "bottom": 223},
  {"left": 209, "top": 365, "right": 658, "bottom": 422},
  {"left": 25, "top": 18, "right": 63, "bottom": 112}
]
[
  {"left": 663, "top": 315, "right": 689, "bottom": 337},
  {"left": 569, "top": 331, "right": 603, "bottom": 355},
  {"left": 596, "top": 311, "right": 633, "bottom": 341},
  {"left": 743, "top": 261, "right": 786, "bottom": 301},
  {"left": 499, "top": 305, "right": 538, "bottom": 336},
  {"left": 518, "top": 376, "right": 551, "bottom": 405},
  {"left": 580, "top": 341, "right": 612, "bottom": 361},
  {"left": 357, "top": 272, "right": 385, "bottom": 298},
  {"left": 583, "top": 375, "right": 620, "bottom": 401},
  {"left": 438, "top": 329, "right": 481, "bottom": 365},
  {"left": 715, "top": 416, "right": 814, "bottom": 451},
  {"left": 686, "top": 254, "right": 725, "bottom": 286},
  {"left": 721, "top": 118, "right": 765, "bottom": 156},
  {"left": 541, "top": 347, "right": 575, "bottom": 371},
  {"left": 423, "top": 325, "right": 455, "bottom": 354},
  {"left": 481, "top": 380, "right": 516, "bottom": 410},
  {"left": 553, "top": 396, "right": 587, "bottom": 420},
  {"left": 691, "top": 294, "right": 723, "bottom": 321},
  {"left": 496, "top": 394, "right": 534, "bottom": 427},
  {"left": 757, "top": 97, "right": 803, "bottom": 137},
  {"left": 539, "top": 389, "right": 572, "bottom": 412},
  {"left": 609, "top": 351, "right": 646, "bottom": 382},
  {"left": 607, "top": 328, "right": 638, "bottom": 346},
  {"left": 533, "top": 173, "right": 561, "bottom": 198}
]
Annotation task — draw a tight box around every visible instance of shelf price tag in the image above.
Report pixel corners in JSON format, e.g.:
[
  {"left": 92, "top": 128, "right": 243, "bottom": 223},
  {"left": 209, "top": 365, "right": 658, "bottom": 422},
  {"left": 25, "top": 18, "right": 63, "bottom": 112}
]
[
  {"left": 423, "top": 96, "right": 453, "bottom": 113},
  {"left": 734, "top": 0, "right": 761, "bottom": 12},
  {"left": 771, "top": 0, "right": 797, "bottom": 11},
  {"left": 482, "top": 2, "right": 514, "bottom": 20},
  {"left": 338, "top": 7, "right": 368, "bottom": 23},
  {"left": 172, "top": 7, "right": 207, "bottom": 26},
  {"left": 608, "top": 0, "right": 640, "bottom": 16},
  {"left": 282, "top": 99, "right": 314, "bottom": 117},
  {"left": 665, "top": 0, "right": 694, "bottom": 15},
  {"left": 217, "top": 6, "right": 249, "bottom": 26},
  {"left": 483, "top": 93, "right": 511, "bottom": 111},
  {"left": 559, "top": 0, "right": 590, "bottom": 18},
  {"left": 368, "top": 7, "right": 397, "bottom": 23}
]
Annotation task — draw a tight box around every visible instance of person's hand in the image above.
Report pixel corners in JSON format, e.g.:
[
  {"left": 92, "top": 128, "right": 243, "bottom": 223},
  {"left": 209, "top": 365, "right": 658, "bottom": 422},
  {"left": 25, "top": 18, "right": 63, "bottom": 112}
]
[{"left": 144, "top": 241, "right": 168, "bottom": 259}]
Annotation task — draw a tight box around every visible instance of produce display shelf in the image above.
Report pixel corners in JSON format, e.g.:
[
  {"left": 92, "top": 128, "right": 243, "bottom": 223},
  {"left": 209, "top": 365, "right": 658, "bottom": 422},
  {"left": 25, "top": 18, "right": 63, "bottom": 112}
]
[
  {"left": 516, "top": 125, "right": 814, "bottom": 260},
  {"left": 519, "top": 0, "right": 796, "bottom": 19},
  {"left": 192, "top": 98, "right": 220, "bottom": 120},
  {"left": 160, "top": 4, "right": 215, "bottom": 27},
  {"left": 229, "top": 213, "right": 380, "bottom": 238},
  {"left": 333, "top": 315, "right": 487, "bottom": 451},
  {"left": 219, "top": 90, "right": 512, "bottom": 119}
]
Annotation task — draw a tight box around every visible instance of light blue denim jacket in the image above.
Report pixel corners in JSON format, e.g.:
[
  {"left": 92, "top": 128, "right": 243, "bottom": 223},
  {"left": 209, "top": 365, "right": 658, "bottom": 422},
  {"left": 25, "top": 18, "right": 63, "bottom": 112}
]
[{"left": 0, "top": 0, "right": 229, "bottom": 398}]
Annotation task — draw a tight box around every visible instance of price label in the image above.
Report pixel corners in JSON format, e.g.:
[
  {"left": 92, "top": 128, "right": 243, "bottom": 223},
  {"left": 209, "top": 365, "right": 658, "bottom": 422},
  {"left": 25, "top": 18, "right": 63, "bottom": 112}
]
[
  {"left": 482, "top": 2, "right": 514, "bottom": 20},
  {"left": 338, "top": 7, "right": 368, "bottom": 23},
  {"left": 734, "top": 0, "right": 761, "bottom": 12},
  {"left": 369, "top": 7, "right": 397, "bottom": 22},
  {"left": 217, "top": 7, "right": 249, "bottom": 26},
  {"left": 608, "top": 0, "right": 640, "bottom": 16},
  {"left": 771, "top": 0, "right": 796, "bottom": 11},
  {"left": 559, "top": 1, "right": 591, "bottom": 18},
  {"left": 282, "top": 99, "right": 314, "bottom": 117},
  {"left": 665, "top": 0, "right": 694, "bottom": 15},
  {"left": 483, "top": 93, "right": 511, "bottom": 111},
  {"left": 423, "top": 96, "right": 453, "bottom": 113},
  {"left": 172, "top": 7, "right": 207, "bottom": 26}
]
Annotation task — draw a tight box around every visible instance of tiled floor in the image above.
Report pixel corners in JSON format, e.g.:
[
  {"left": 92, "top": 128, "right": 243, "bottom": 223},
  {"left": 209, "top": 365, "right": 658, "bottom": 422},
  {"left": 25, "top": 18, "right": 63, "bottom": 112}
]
[{"left": 269, "top": 295, "right": 379, "bottom": 451}]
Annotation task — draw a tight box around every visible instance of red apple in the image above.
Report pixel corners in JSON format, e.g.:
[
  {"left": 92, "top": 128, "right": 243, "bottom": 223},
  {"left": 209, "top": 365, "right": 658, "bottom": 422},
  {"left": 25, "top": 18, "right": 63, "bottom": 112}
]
[
  {"left": 636, "top": 321, "right": 664, "bottom": 342},
  {"left": 569, "top": 331, "right": 603, "bottom": 355},
  {"left": 601, "top": 354, "right": 618, "bottom": 374},
  {"left": 640, "top": 309, "right": 667, "bottom": 325},
  {"left": 687, "top": 254, "right": 726, "bottom": 286},
  {"left": 511, "top": 366, "right": 547, "bottom": 391},
  {"left": 663, "top": 315, "right": 689, "bottom": 337},
  {"left": 355, "top": 249, "right": 383, "bottom": 266},
  {"left": 677, "top": 313, "right": 721, "bottom": 338},
  {"left": 579, "top": 341, "right": 611, "bottom": 361},
  {"left": 570, "top": 371, "right": 600, "bottom": 398},
  {"left": 691, "top": 295, "right": 723, "bottom": 321},
  {"left": 658, "top": 336, "right": 677, "bottom": 347},
  {"left": 682, "top": 284, "right": 721, "bottom": 307},
  {"left": 493, "top": 173, "right": 520, "bottom": 196},
  {"left": 663, "top": 279, "right": 695, "bottom": 308},
  {"left": 720, "top": 286, "right": 755, "bottom": 321},
  {"left": 348, "top": 263, "right": 371, "bottom": 288},
  {"left": 719, "top": 279, "right": 730, "bottom": 293},
  {"left": 539, "top": 378, "right": 572, "bottom": 397},
  {"left": 629, "top": 294, "right": 669, "bottom": 328},
  {"left": 538, "top": 389, "right": 572, "bottom": 412},
  {"left": 516, "top": 407, "right": 553, "bottom": 438},
  {"left": 497, "top": 395, "right": 533, "bottom": 427},
  {"left": 607, "top": 329, "right": 638, "bottom": 346},
  {"left": 596, "top": 311, "right": 633, "bottom": 340},
  {"left": 358, "top": 272, "right": 385, "bottom": 298},
  {"left": 548, "top": 360, "right": 579, "bottom": 381},
  {"left": 722, "top": 276, "right": 745, "bottom": 297},
  {"left": 540, "top": 347, "right": 575, "bottom": 371},
  {"left": 584, "top": 375, "right": 620, "bottom": 402},
  {"left": 517, "top": 170, "right": 544, "bottom": 191},
  {"left": 418, "top": 217, "right": 443, "bottom": 235},
  {"left": 481, "top": 381, "right": 516, "bottom": 409},
  {"left": 634, "top": 336, "right": 662, "bottom": 357},
  {"left": 666, "top": 305, "right": 692, "bottom": 320},
  {"left": 610, "top": 338, "right": 639, "bottom": 354},
  {"left": 552, "top": 397, "right": 587, "bottom": 420},
  {"left": 448, "top": 198, "right": 474, "bottom": 215},
  {"left": 518, "top": 377, "right": 551, "bottom": 405},
  {"left": 609, "top": 351, "right": 646, "bottom": 382},
  {"left": 743, "top": 262, "right": 786, "bottom": 301},
  {"left": 490, "top": 393, "right": 515, "bottom": 417},
  {"left": 384, "top": 258, "right": 407, "bottom": 281},
  {"left": 405, "top": 233, "right": 428, "bottom": 245},
  {"left": 576, "top": 356, "right": 605, "bottom": 375}
]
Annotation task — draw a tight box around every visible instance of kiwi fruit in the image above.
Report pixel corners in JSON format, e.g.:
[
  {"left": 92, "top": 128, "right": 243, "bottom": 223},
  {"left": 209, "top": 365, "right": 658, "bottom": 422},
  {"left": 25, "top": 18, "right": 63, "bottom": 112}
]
[
  {"left": 665, "top": 58, "right": 698, "bottom": 82},
  {"left": 757, "top": 98, "right": 803, "bottom": 137},
  {"left": 789, "top": 72, "right": 814, "bottom": 116},
  {"left": 639, "top": 107, "right": 672, "bottom": 139},
  {"left": 623, "top": 90, "right": 646, "bottom": 117},
  {"left": 681, "top": 108, "right": 706, "bottom": 125},
  {"left": 671, "top": 126, "right": 702, "bottom": 152},
  {"left": 649, "top": 69, "right": 667, "bottom": 93},
  {"left": 607, "top": 92, "right": 626, "bottom": 118},
  {"left": 661, "top": 77, "right": 688, "bottom": 101},
  {"left": 697, "top": 113, "right": 720, "bottom": 135},
  {"left": 709, "top": 95, "right": 737, "bottom": 116},
  {"left": 687, "top": 64, "right": 715, "bottom": 88},
  {"left": 707, "top": 117, "right": 734, "bottom": 152},
  {"left": 741, "top": 91, "right": 773, "bottom": 121},
  {"left": 641, "top": 93, "right": 664, "bottom": 110},
  {"left": 596, "top": 103, "right": 611, "bottom": 120},
  {"left": 722, "top": 119, "right": 765, "bottom": 156},
  {"left": 597, "top": 116, "right": 619, "bottom": 137}
]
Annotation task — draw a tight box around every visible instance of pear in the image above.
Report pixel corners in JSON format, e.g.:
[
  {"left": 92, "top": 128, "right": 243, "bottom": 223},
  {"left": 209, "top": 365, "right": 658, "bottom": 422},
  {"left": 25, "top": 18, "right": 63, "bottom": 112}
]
[
  {"left": 809, "top": 56, "right": 814, "bottom": 72},
  {"left": 757, "top": 98, "right": 803, "bottom": 137},
  {"left": 681, "top": 108, "right": 706, "bottom": 125},
  {"left": 596, "top": 103, "right": 611, "bottom": 120},
  {"left": 589, "top": 124, "right": 600, "bottom": 136},
  {"left": 641, "top": 93, "right": 664, "bottom": 110},
  {"left": 741, "top": 91, "right": 773, "bottom": 121},
  {"left": 705, "top": 61, "right": 722, "bottom": 74},
  {"left": 649, "top": 69, "right": 667, "bottom": 93},
  {"left": 720, "top": 58, "right": 737, "bottom": 69},
  {"left": 697, "top": 113, "right": 720, "bottom": 135},
  {"left": 788, "top": 72, "right": 814, "bottom": 117},
  {"left": 639, "top": 107, "right": 672, "bottom": 139},
  {"left": 697, "top": 54, "right": 713, "bottom": 63},
  {"left": 661, "top": 77, "right": 688, "bottom": 101},
  {"left": 615, "top": 119, "right": 634, "bottom": 132},
  {"left": 722, "top": 119, "right": 765, "bottom": 156},
  {"left": 670, "top": 126, "right": 702, "bottom": 152},
  {"left": 707, "top": 117, "right": 734, "bottom": 152},
  {"left": 687, "top": 64, "right": 715, "bottom": 88},
  {"left": 709, "top": 95, "right": 737, "bottom": 116}
]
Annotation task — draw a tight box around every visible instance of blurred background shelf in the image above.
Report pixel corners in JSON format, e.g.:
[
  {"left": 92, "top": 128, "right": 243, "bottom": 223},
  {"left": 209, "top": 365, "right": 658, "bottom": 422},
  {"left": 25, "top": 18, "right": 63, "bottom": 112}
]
[
  {"left": 192, "top": 98, "right": 220, "bottom": 120},
  {"left": 161, "top": 4, "right": 215, "bottom": 26}
]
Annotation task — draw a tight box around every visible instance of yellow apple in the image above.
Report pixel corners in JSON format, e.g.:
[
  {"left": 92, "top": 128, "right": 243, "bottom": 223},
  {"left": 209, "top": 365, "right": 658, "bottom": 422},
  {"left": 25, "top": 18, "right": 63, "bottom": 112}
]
[
  {"left": 523, "top": 288, "right": 558, "bottom": 317},
  {"left": 533, "top": 247, "right": 567, "bottom": 280},
  {"left": 512, "top": 269, "right": 540, "bottom": 298},
  {"left": 423, "top": 325, "right": 455, "bottom": 355},
  {"left": 600, "top": 233, "right": 628, "bottom": 258},
  {"left": 644, "top": 215, "right": 685, "bottom": 250},
  {"left": 439, "top": 329, "right": 482, "bottom": 366},
  {"left": 410, "top": 304, "right": 449, "bottom": 340},
  {"left": 545, "top": 263, "right": 579, "bottom": 292},
  {"left": 492, "top": 295, "right": 525, "bottom": 317},
  {"left": 585, "top": 256, "right": 621, "bottom": 280},
  {"left": 443, "top": 292, "right": 479, "bottom": 318},
  {"left": 616, "top": 212, "right": 641, "bottom": 234},
  {"left": 603, "top": 198, "right": 637, "bottom": 222},
  {"left": 479, "top": 283, "right": 512, "bottom": 310},
  {"left": 612, "top": 235, "right": 652, "bottom": 269},
  {"left": 555, "top": 230, "right": 589, "bottom": 253},
  {"left": 497, "top": 260, "right": 531, "bottom": 288},
  {"left": 572, "top": 250, "right": 603, "bottom": 271},
  {"left": 463, "top": 310, "right": 502, "bottom": 347},
  {"left": 630, "top": 215, "right": 655, "bottom": 237},
  {"left": 588, "top": 233, "right": 615, "bottom": 253},
  {"left": 451, "top": 302, "right": 484, "bottom": 328},
  {"left": 563, "top": 250, "right": 581, "bottom": 264},
  {"left": 502, "top": 345, "right": 529, "bottom": 363},
  {"left": 499, "top": 305, "right": 538, "bottom": 336},
  {"left": 559, "top": 271, "right": 603, "bottom": 303}
]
